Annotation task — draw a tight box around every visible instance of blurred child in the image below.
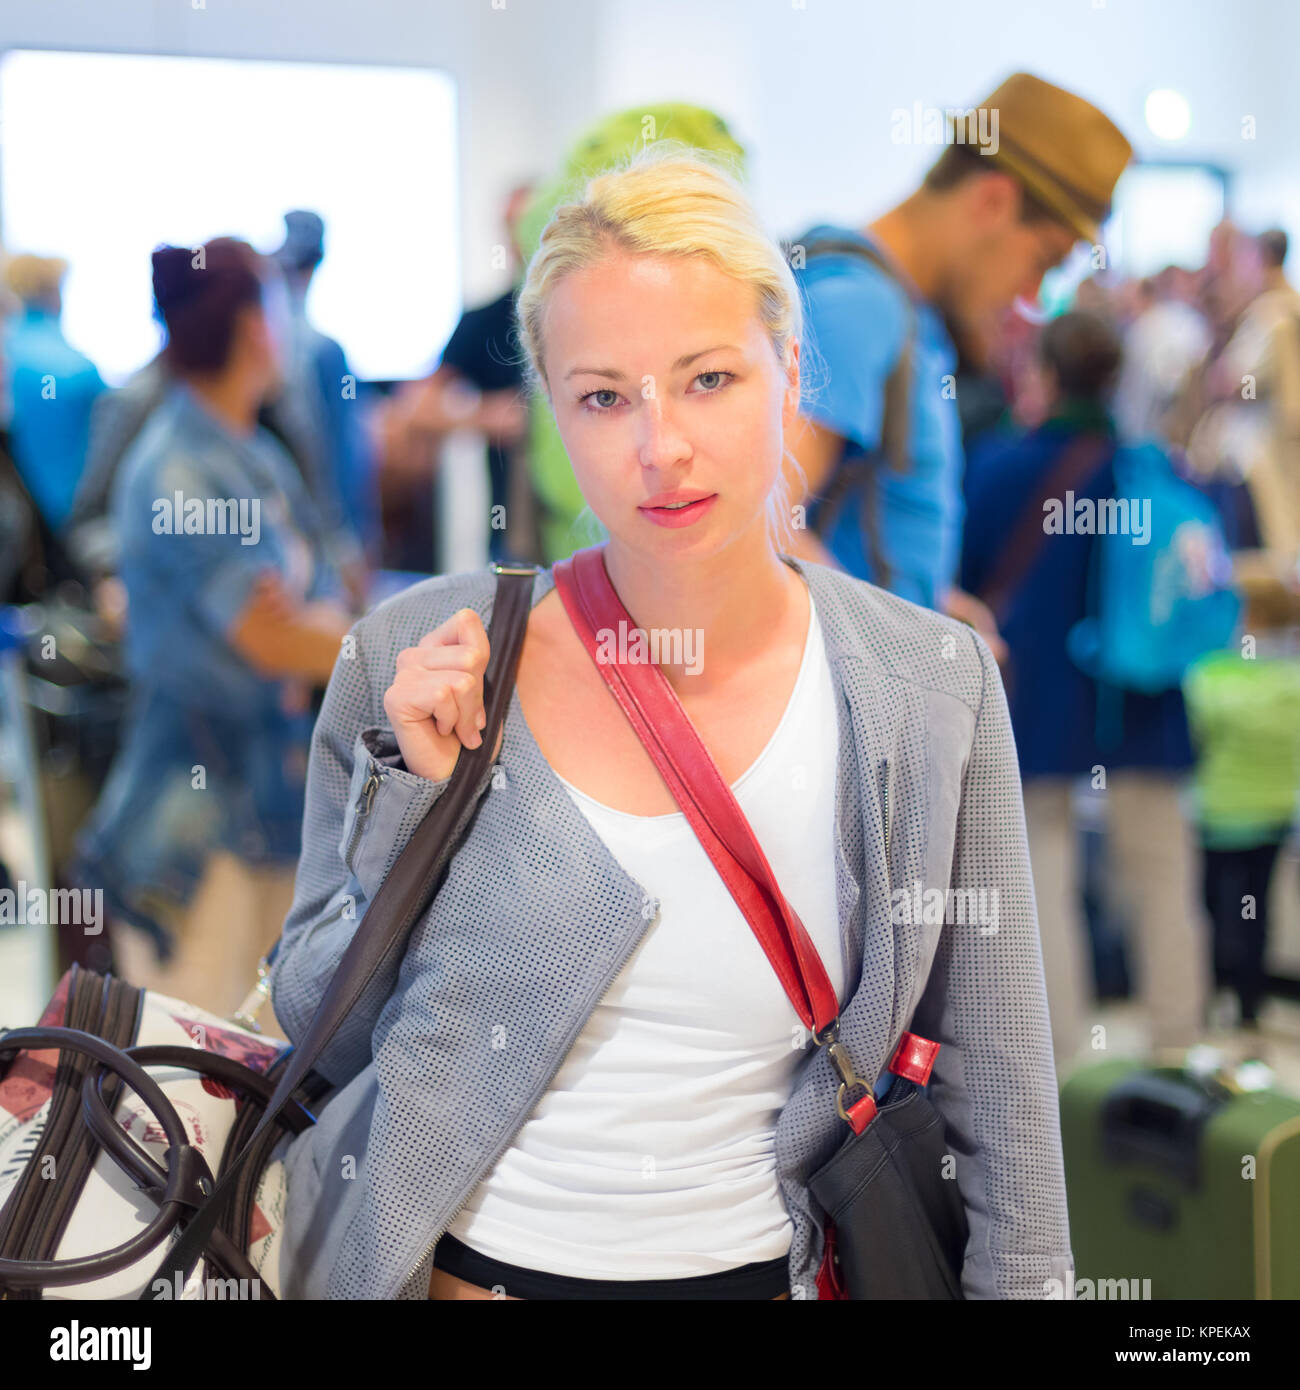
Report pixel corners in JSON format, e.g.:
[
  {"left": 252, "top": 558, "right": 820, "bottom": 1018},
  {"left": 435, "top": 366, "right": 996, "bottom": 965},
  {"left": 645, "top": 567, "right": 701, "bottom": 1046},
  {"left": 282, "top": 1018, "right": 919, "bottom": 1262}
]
[{"left": 1184, "top": 575, "right": 1300, "bottom": 1028}]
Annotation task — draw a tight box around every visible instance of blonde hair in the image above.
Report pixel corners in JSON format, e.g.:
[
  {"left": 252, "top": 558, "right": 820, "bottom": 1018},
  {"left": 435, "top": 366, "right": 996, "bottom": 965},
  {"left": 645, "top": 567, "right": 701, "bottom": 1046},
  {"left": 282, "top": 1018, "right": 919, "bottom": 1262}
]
[{"left": 515, "top": 140, "right": 809, "bottom": 550}]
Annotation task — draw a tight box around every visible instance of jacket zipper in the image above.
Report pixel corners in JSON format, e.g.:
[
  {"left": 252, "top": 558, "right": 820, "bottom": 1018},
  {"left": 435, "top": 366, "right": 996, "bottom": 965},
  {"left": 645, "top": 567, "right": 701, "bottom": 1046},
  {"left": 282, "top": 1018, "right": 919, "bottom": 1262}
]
[
  {"left": 396, "top": 897, "right": 663, "bottom": 1300},
  {"left": 344, "top": 767, "right": 383, "bottom": 873},
  {"left": 882, "top": 756, "right": 892, "bottom": 877}
]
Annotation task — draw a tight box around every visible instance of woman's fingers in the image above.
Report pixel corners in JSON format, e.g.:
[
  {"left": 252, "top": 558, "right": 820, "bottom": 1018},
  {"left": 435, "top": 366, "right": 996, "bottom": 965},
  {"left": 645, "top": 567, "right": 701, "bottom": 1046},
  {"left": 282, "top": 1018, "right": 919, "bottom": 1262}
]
[
  {"left": 386, "top": 667, "right": 482, "bottom": 744},
  {"left": 419, "top": 608, "right": 490, "bottom": 666},
  {"left": 383, "top": 609, "right": 495, "bottom": 781},
  {"left": 396, "top": 640, "right": 482, "bottom": 675}
]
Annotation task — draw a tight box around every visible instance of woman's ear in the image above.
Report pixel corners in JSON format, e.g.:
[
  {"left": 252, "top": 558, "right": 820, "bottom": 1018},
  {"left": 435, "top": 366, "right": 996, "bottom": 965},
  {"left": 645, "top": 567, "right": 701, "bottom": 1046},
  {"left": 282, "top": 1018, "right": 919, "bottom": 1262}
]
[{"left": 782, "top": 339, "right": 802, "bottom": 426}]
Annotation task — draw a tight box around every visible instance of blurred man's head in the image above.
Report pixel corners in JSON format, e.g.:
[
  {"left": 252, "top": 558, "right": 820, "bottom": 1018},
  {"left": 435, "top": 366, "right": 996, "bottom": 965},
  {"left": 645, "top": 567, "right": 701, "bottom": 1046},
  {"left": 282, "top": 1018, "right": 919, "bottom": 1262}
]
[
  {"left": 3, "top": 253, "right": 68, "bottom": 315},
  {"left": 1037, "top": 309, "right": 1122, "bottom": 408},
  {"left": 916, "top": 73, "right": 1131, "bottom": 326},
  {"left": 273, "top": 209, "right": 326, "bottom": 299},
  {"left": 922, "top": 144, "right": 1080, "bottom": 324},
  {"left": 1258, "top": 228, "right": 1289, "bottom": 271}
]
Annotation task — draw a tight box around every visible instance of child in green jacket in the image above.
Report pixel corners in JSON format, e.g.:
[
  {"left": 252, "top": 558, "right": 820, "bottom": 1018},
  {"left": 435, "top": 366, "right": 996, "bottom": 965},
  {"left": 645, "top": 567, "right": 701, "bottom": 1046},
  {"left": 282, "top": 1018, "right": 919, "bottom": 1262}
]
[{"left": 1184, "top": 609, "right": 1300, "bottom": 1026}]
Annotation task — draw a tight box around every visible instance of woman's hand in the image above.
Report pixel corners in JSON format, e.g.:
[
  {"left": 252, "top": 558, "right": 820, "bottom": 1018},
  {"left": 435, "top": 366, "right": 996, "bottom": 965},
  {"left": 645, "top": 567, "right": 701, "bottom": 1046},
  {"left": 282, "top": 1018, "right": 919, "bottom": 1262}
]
[
  {"left": 382, "top": 608, "right": 502, "bottom": 781},
  {"left": 229, "top": 570, "right": 354, "bottom": 684}
]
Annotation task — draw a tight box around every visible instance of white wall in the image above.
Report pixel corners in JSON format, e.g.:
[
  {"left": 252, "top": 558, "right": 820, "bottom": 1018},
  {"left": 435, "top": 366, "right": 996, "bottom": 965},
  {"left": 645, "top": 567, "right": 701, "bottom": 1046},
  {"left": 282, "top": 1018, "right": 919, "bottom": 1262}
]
[
  {"left": 0, "top": 0, "right": 606, "bottom": 306},
  {"left": 588, "top": 0, "right": 1295, "bottom": 246},
  {"left": 1, "top": 0, "right": 1293, "bottom": 306}
]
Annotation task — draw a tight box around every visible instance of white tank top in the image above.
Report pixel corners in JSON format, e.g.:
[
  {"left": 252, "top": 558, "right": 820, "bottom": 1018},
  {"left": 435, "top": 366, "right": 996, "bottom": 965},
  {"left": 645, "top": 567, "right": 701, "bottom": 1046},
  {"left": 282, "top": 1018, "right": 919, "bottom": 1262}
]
[{"left": 445, "top": 592, "right": 845, "bottom": 1277}]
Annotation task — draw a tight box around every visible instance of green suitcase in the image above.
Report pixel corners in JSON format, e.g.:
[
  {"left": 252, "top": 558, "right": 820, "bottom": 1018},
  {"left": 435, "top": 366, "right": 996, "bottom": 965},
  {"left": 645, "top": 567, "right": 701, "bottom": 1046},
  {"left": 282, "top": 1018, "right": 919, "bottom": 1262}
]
[{"left": 1059, "top": 1057, "right": 1300, "bottom": 1299}]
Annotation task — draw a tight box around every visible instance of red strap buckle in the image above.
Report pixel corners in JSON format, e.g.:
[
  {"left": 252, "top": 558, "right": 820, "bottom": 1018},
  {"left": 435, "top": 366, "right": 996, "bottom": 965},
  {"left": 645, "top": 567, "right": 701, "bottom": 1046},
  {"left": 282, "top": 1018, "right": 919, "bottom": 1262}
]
[
  {"left": 840, "top": 1090, "right": 877, "bottom": 1136},
  {"left": 888, "top": 1031, "right": 940, "bottom": 1085}
]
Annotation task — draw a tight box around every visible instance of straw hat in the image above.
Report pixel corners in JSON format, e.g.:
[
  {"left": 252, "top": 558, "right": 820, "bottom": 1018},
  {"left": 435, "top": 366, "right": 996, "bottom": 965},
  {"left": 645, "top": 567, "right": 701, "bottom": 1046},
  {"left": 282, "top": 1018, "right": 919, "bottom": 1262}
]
[{"left": 958, "top": 72, "right": 1132, "bottom": 243}]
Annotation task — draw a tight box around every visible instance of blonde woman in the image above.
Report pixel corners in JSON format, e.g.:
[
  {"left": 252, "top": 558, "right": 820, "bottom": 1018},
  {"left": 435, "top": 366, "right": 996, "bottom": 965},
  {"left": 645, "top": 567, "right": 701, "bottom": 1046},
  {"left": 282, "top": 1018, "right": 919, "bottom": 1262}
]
[{"left": 270, "top": 144, "right": 1071, "bottom": 1301}]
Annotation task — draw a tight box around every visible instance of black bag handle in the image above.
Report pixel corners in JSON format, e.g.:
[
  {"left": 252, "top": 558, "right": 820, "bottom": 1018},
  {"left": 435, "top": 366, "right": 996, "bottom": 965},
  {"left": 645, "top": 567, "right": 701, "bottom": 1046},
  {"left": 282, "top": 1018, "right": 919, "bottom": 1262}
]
[{"left": 140, "top": 563, "right": 537, "bottom": 1299}]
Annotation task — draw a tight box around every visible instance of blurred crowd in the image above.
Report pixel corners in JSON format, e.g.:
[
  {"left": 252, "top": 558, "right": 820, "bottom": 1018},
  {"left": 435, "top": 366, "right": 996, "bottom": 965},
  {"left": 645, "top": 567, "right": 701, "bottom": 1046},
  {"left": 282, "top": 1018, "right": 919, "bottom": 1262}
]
[
  {"left": 0, "top": 86, "right": 1298, "bottom": 1065},
  {"left": 955, "top": 218, "right": 1300, "bottom": 1061}
]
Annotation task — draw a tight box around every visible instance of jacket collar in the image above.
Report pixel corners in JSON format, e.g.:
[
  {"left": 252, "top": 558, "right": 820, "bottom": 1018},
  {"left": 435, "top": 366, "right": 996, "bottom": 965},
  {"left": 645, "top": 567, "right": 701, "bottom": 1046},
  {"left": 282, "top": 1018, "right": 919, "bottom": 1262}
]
[{"left": 526, "top": 551, "right": 874, "bottom": 677}]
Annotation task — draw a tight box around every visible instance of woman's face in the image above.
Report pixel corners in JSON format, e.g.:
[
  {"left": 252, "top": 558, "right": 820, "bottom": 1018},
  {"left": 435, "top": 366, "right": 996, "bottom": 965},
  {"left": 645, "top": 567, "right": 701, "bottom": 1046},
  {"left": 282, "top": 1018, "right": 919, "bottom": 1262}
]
[
  {"left": 237, "top": 267, "right": 290, "bottom": 398},
  {"left": 541, "top": 248, "right": 801, "bottom": 561}
]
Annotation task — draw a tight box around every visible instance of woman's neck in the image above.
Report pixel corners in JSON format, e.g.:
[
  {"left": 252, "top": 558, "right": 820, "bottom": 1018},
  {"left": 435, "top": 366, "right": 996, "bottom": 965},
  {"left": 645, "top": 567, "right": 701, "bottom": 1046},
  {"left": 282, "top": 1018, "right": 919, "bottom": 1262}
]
[
  {"left": 600, "top": 529, "right": 808, "bottom": 696},
  {"left": 184, "top": 371, "right": 260, "bottom": 438}
]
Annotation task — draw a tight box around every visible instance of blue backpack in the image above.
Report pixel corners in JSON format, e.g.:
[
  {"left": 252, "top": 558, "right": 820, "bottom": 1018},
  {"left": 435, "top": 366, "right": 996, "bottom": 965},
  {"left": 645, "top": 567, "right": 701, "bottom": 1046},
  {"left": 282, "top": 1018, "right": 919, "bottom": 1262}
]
[{"left": 1067, "top": 441, "right": 1240, "bottom": 699}]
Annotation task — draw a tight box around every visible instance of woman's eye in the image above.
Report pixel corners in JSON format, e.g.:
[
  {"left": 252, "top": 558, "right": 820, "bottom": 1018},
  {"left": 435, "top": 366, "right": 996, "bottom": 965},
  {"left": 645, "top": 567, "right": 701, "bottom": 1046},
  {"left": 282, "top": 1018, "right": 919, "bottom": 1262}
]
[
  {"left": 695, "top": 369, "right": 739, "bottom": 391},
  {"left": 579, "top": 372, "right": 733, "bottom": 412},
  {"left": 580, "top": 388, "right": 622, "bottom": 412},
  {"left": 693, "top": 370, "right": 735, "bottom": 393}
]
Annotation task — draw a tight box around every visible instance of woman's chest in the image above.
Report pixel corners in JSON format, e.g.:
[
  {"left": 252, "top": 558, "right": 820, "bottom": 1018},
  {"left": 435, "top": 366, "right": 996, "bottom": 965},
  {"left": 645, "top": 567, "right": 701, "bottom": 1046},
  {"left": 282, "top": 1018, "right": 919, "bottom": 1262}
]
[{"left": 558, "top": 706, "right": 849, "bottom": 1016}]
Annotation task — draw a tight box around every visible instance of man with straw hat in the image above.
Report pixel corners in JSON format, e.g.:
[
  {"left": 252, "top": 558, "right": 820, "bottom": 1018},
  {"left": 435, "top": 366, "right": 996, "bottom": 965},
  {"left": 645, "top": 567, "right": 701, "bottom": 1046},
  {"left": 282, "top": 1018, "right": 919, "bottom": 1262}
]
[{"left": 786, "top": 72, "right": 1132, "bottom": 630}]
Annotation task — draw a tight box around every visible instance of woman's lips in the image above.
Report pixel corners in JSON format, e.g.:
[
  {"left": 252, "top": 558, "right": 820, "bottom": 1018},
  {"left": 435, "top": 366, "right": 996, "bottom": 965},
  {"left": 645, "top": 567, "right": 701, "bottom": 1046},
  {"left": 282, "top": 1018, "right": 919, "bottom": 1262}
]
[{"left": 637, "top": 494, "right": 718, "bottom": 528}]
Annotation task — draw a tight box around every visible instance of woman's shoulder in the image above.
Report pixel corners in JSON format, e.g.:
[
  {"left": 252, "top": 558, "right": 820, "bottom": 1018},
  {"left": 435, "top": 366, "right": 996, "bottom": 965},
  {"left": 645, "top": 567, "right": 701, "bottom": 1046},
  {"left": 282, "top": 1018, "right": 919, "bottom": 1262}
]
[
  {"left": 114, "top": 387, "right": 236, "bottom": 499},
  {"left": 796, "top": 559, "right": 991, "bottom": 713}
]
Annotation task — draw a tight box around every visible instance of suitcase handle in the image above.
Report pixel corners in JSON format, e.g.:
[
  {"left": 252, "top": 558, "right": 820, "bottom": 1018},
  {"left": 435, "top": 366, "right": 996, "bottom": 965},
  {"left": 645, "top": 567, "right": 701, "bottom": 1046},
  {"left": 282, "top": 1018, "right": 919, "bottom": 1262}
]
[{"left": 1100, "top": 1072, "right": 1225, "bottom": 1190}]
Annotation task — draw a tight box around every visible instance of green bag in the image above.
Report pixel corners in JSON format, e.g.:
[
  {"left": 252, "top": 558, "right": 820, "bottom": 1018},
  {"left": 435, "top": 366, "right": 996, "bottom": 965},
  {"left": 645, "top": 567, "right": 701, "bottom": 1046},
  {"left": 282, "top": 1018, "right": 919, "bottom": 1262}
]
[{"left": 1059, "top": 1057, "right": 1300, "bottom": 1299}]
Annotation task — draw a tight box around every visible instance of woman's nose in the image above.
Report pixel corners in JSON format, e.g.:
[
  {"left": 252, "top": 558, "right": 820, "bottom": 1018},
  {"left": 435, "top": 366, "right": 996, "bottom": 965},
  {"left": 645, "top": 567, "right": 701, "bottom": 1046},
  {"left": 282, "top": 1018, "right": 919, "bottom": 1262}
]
[{"left": 636, "top": 393, "right": 691, "bottom": 472}]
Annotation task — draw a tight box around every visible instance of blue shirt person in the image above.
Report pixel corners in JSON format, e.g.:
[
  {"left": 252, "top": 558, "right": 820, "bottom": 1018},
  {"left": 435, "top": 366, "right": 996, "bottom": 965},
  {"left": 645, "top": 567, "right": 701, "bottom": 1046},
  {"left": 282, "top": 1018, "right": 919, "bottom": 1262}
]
[
  {"left": 960, "top": 396, "right": 1193, "bottom": 780},
  {"left": 785, "top": 83, "right": 1131, "bottom": 623},
  {"left": 279, "top": 298, "right": 376, "bottom": 566},
  {"left": 2, "top": 297, "right": 107, "bottom": 531},
  {"left": 795, "top": 224, "right": 963, "bottom": 610},
  {"left": 273, "top": 210, "right": 375, "bottom": 573},
  {"left": 73, "top": 380, "right": 343, "bottom": 952}
]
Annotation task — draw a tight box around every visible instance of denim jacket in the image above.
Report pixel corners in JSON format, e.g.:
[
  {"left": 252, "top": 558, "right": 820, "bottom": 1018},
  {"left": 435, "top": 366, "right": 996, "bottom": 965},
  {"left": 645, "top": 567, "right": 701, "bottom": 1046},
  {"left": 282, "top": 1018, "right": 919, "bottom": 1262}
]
[
  {"left": 74, "top": 383, "right": 342, "bottom": 945},
  {"left": 269, "top": 556, "right": 1073, "bottom": 1300}
]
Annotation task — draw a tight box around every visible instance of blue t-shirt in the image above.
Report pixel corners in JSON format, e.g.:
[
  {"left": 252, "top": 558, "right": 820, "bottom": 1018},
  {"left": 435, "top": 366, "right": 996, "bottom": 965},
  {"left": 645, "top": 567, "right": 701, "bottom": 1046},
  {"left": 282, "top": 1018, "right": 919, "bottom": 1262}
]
[
  {"left": 795, "top": 225, "right": 964, "bottom": 611},
  {"left": 3, "top": 306, "right": 107, "bottom": 529}
]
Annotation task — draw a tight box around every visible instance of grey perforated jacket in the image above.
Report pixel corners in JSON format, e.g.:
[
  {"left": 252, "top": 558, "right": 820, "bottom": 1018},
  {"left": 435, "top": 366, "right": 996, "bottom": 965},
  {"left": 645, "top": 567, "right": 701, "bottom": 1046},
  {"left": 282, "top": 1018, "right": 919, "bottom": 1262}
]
[{"left": 268, "top": 555, "right": 1074, "bottom": 1301}]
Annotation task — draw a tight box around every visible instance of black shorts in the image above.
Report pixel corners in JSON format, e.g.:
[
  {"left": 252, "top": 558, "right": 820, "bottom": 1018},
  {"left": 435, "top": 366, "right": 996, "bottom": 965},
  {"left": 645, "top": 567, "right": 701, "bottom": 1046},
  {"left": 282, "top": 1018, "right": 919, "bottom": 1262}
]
[{"left": 430, "top": 1232, "right": 790, "bottom": 1300}]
